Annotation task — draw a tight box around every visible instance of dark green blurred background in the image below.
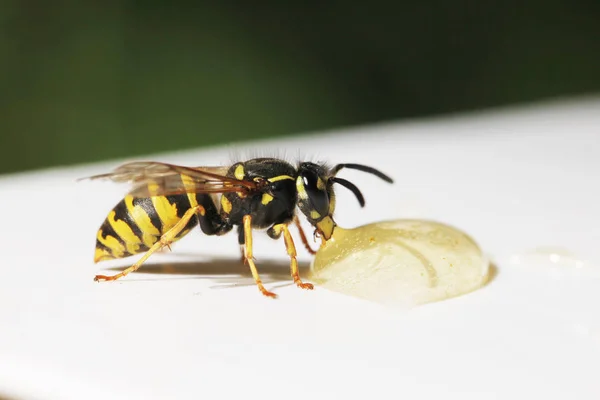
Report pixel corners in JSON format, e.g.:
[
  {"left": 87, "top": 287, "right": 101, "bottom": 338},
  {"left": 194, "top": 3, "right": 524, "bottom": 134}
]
[{"left": 1, "top": 1, "right": 599, "bottom": 174}]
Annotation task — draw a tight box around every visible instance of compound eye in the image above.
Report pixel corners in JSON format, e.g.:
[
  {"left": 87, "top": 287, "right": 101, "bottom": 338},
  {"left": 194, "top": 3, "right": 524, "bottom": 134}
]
[{"left": 302, "top": 171, "right": 329, "bottom": 217}]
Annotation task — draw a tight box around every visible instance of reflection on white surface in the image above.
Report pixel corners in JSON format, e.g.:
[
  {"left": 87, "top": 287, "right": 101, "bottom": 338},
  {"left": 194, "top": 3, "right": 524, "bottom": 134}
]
[{"left": 0, "top": 97, "right": 599, "bottom": 400}]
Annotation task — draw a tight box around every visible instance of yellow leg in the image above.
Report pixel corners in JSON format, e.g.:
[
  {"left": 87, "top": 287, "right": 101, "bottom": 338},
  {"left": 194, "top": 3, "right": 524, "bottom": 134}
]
[
  {"left": 282, "top": 224, "right": 314, "bottom": 290},
  {"left": 94, "top": 205, "right": 204, "bottom": 282},
  {"left": 243, "top": 215, "right": 277, "bottom": 298}
]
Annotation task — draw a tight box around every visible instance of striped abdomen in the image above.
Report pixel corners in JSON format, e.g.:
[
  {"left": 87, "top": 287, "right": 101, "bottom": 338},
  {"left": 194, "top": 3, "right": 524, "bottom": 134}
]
[{"left": 94, "top": 192, "right": 199, "bottom": 263}]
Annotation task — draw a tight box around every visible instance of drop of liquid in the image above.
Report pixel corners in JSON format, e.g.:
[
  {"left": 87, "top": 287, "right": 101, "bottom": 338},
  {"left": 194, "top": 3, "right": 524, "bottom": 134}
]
[
  {"left": 310, "top": 219, "right": 489, "bottom": 308},
  {"left": 508, "top": 247, "right": 599, "bottom": 279}
]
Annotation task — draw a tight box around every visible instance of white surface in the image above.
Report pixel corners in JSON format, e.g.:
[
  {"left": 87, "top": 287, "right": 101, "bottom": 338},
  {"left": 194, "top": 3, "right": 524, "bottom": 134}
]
[{"left": 1, "top": 97, "right": 599, "bottom": 400}]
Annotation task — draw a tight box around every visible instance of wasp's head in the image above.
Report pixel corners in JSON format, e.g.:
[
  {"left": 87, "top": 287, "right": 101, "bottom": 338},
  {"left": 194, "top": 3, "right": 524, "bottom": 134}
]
[
  {"left": 296, "top": 162, "right": 393, "bottom": 241},
  {"left": 296, "top": 162, "right": 336, "bottom": 240}
]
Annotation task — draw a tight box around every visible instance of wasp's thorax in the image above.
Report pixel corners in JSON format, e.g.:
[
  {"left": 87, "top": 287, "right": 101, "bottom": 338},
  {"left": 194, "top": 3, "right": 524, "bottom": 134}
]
[{"left": 296, "top": 162, "right": 337, "bottom": 240}]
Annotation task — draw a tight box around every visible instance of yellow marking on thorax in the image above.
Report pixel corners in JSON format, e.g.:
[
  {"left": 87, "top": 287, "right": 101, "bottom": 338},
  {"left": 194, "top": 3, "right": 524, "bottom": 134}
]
[
  {"left": 124, "top": 195, "right": 160, "bottom": 248},
  {"left": 151, "top": 195, "right": 180, "bottom": 232},
  {"left": 180, "top": 174, "right": 199, "bottom": 208},
  {"left": 310, "top": 210, "right": 321, "bottom": 220},
  {"left": 221, "top": 195, "right": 232, "bottom": 214},
  {"left": 268, "top": 175, "right": 294, "bottom": 183},
  {"left": 96, "top": 230, "right": 125, "bottom": 258},
  {"left": 107, "top": 210, "right": 141, "bottom": 254},
  {"left": 296, "top": 177, "right": 308, "bottom": 199},
  {"left": 234, "top": 164, "right": 245, "bottom": 180},
  {"left": 261, "top": 193, "right": 274, "bottom": 205}
]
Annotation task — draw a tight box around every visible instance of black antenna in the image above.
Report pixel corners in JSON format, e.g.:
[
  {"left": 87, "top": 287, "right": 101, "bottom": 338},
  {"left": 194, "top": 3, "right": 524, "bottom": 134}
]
[
  {"left": 330, "top": 177, "right": 365, "bottom": 207},
  {"left": 332, "top": 163, "right": 393, "bottom": 183}
]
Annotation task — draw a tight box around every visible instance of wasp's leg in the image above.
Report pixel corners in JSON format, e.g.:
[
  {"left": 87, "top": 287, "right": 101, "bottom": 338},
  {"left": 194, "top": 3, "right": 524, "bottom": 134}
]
[
  {"left": 241, "top": 215, "right": 277, "bottom": 298},
  {"left": 94, "top": 205, "right": 206, "bottom": 282},
  {"left": 293, "top": 216, "right": 317, "bottom": 255},
  {"left": 281, "top": 224, "right": 314, "bottom": 290},
  {"left": 267, "top": 223, "right": 314, "bottom": 289},
  {"left": 239, "top": 245, "right": 245, "bottom": 263}
]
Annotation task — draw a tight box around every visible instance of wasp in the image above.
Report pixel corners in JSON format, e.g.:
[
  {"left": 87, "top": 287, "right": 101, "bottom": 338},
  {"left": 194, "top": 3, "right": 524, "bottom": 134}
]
[{"left": 86, "top": 157, "right": 393, "bottom": 298}]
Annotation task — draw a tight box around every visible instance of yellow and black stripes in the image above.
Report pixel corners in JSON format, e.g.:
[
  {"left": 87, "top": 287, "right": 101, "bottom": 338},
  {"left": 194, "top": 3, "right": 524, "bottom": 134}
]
[{"left": 94, "top": 175, "right": 202, "bottom": 263}]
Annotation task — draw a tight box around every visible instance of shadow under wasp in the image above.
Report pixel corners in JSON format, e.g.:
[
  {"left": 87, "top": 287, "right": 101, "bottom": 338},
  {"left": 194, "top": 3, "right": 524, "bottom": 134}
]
[{"left": 85, "top": 157, "right": 393, "bottom": 298}]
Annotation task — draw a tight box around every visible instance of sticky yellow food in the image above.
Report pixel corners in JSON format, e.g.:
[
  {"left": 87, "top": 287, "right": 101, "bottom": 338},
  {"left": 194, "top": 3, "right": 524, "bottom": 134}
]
[{"left": 309, "top": 219, "right": 489, "bottom": 308}]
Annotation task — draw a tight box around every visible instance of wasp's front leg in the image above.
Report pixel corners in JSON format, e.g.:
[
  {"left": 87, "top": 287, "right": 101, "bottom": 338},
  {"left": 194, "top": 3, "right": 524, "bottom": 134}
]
[{"left": 268, "top": 223, "right": 314, "bottom": 290}]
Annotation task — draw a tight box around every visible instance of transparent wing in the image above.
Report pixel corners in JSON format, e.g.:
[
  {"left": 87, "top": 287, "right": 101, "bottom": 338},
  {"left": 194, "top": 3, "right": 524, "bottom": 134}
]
[{"left": 84, "top": 161, "right": 256, "bottom": 198}]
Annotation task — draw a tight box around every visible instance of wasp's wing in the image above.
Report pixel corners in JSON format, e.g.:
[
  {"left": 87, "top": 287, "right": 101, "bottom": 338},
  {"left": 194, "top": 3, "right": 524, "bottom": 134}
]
[{"left": 85, "top": 161, "right": 256, "bottom": 198}]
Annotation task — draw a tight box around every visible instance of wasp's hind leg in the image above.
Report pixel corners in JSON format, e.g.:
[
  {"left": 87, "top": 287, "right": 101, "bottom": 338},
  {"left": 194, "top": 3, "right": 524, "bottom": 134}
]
[
  {"left": 267, "top": 223, "right": 314, "bottom": 291},
  {"left": 94, "top": 205, "right": 206, "bottom": 282}
]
